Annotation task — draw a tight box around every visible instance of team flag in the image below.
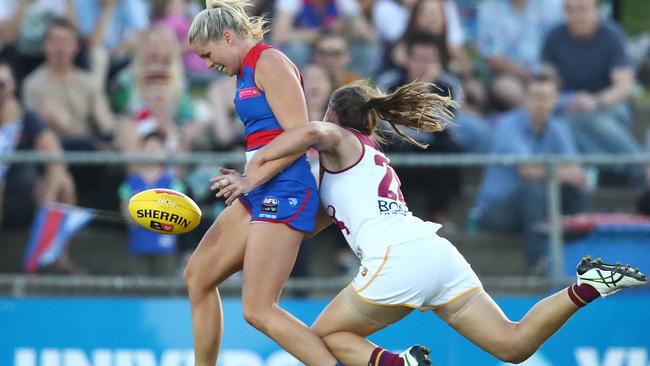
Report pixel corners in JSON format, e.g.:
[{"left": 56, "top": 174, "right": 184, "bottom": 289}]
[{"left": 23, "top": 203, "right": 94, "bottom": 273}]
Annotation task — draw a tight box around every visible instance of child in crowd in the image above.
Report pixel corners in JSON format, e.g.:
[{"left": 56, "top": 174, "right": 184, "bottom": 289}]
[{"left": 119, "top": 130, "right": 185, "bottom": 276}]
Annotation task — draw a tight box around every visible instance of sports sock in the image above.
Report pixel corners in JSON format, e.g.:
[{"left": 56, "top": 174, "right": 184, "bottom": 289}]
[
  {"left": 368, "top": 347, "right": 404, "bottom": 366},
  {"left": 567, "top": 283, "right": 600, "bottom": 307}
]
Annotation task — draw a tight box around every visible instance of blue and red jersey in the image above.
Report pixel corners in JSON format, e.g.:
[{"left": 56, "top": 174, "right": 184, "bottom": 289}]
[{"left": 234, "top": 43, "right": 318, "bottom": 233}]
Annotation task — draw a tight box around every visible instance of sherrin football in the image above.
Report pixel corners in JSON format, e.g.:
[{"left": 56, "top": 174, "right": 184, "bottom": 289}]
[{"left": 128, "top": 188, "right": 202, "bottom": 234}]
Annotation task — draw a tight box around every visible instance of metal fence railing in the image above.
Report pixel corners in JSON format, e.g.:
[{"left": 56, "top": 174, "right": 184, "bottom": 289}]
[
  {"left": 0, "top": 273, "right": 566, "bottom": 297},
  {"left": 2, "top": 151, "right": 649, "bottom": 294}
]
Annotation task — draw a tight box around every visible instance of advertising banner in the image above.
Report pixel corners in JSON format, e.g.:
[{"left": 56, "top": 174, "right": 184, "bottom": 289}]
[{"left": 1, "top": 295, "right": 648, "bottom": 366}]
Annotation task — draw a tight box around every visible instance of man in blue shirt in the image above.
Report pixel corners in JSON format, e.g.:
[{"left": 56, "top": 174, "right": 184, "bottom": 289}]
[
  {"left": 474, "top": 71, "right": 587, "bottom": 271},
  {"left": 542, "top": 0, "right": 640, "bottom": 182}
]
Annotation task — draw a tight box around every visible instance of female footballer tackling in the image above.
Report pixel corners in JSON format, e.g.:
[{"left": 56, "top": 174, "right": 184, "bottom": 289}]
[{"left": 215, "top": 80, "right": 646, "bottom": 366}]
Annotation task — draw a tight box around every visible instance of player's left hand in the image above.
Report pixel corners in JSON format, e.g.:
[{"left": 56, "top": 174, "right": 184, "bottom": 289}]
[{"left": 210, "top": 168, "right": 252, "bottom": 205}]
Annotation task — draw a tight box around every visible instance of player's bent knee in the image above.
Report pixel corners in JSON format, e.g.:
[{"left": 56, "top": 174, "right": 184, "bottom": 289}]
[
  {"left": 507, "top": 344, "right": 536, "bottom": 364},
  {"left": 183, "top": 264, "right": 203, "bottom": 298},
  {"left": 242, "top": 311, "right": 265, "bottom": 332},
  {"left": 242, "top": 306, "right": 272, "bottom": 333},
  {"left": 491, "top": 335, "right": 535, "bottom": 364},
  {"left": 183, "top": 261, "right": 216, "bottom": 298},
  {"left": 182, "top": 263, "right": 197, "bottom": 289},
  {"left": 242, "top": 299, "right": 276, "bottom": 333},
  {"left": 495, "top": 351, "right": 533, "bottom": 365}
]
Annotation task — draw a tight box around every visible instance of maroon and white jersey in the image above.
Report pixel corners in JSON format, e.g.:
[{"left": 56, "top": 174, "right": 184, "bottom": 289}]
[{"left": 319, "top": 129, "right": 441, "bottom": 260}]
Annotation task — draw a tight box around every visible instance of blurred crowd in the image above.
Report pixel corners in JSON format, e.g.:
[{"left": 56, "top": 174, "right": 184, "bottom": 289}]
[{"left": 1, "top": 0, "right": 649, "bottom": 276}]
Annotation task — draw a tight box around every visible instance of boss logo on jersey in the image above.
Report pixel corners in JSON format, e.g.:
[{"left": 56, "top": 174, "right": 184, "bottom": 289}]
[
  {"left": 378, "top": 199, "right": 409, "bottom": 216},
  {"left": 239, "top": 87, "right": 261, "bottom": 99},
  {"left": 261, "top": 196, "right": 279, "bottom": 213}
]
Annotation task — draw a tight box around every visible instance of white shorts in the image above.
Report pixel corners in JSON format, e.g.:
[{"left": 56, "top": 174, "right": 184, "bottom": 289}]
[{"left": 352, "top": 233, "right": 482, "bottom": 310}]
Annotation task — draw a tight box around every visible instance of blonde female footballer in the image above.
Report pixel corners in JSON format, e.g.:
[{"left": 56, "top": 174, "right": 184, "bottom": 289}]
[
  {"left": 184, "top": 1, "right": 343, "bottom": 365},
  {"left": 215, "top": 80, "right": 647, "bottom": 366}
]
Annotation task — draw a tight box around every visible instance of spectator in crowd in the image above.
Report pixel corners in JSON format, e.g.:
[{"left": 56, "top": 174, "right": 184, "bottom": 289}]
[
  {"left": 392, "top": 0, "right": 471, "bottom": 77},
  {"left": 488, "top": 73, "right": 526, "bottom": 115},
  {"left": 119, "top": 130, "right": 185, "bottom": 276},
  {"left": 371, "top": 0, "right": 415, "bottom": 50},
  {"left": 75, "top": 0, "right": 149, "bottom": 86},
  {"left": 449, "top": 78, "right": 493, "bottom": 153},
  {"left": 372, "top": 0, "right": 465, "bottom": 71},
  {"left": 312, "top": 32, "right": 360, "bottom": 88},
  {"left": 23, "top": 18, "right": 116, "bottom": 152},
  {"left": 473, "top": 72, "right": 587, "bottom": 271},
  {"left": 478, "top": 0, "right": 563, "bottom": 119},
  {"left": 543, "top": 0, "right": 640, "bottom": 183},
  {"left": 22, "top": 18, "right": 118, "bottom": 209},
  {"left": 377, "top": 32, "right": 461, "bottom": 98},
  {"left": 0, "top": 0, "right": 77, "bottom": 87},
  {"left": 478, "top": 0, "right": 563, "bottom": 80},
  {"left": 377, "top": 32, "right": 463, "bottom": 222},
  {"left": 271, "top": 0, "right": 378, "bottom": 74},
  {"left": 121, "top": 67, "right": 186, "bottom": 154},
  {"left": 0, "top": 0, "right": 29, "bottom": 51},
  {"left": 302, "top": 62, "right": 335, "bottom": 176},
  {"left": 0, "top": 59, "right": 75, "bottom": 229},
  {"left": 182, "top": 77, "right": 244, "bottom": 153},
  {"left": 303, "top": 63, "right": 336, "bottom": 121},
  {"left": 151, "top": 0, "right": 214, "bottom": 86},
  {"left": 113, "top": 26, "right": 195, "bottom": 154}
]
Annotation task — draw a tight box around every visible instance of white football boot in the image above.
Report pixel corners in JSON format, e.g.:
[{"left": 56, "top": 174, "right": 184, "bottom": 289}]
[
  {"left": 576, "top": 256, "right": 647, "bottom": 297},
  {"left": 399, "top": 345, "right": 432, "bottom": 366}
]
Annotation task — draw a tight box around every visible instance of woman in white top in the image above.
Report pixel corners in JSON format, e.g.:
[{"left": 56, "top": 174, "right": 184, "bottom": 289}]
[{"left": 214, "top": 80, "right": 646, "bottom": 366}]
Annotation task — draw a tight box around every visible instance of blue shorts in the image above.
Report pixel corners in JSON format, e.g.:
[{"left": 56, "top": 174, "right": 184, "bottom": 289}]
[{"left": 238, "top": 179, "right": 319, "bottom": 233}]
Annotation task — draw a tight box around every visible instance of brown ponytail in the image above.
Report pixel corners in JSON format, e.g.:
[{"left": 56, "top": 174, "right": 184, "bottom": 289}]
[{"left": 329, "top": 80, "right": 455, "bottom": 149}]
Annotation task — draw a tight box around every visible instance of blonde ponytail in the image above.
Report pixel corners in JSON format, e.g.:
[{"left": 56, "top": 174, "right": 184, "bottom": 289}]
[{"left": 189, "top": 0, "right": 268, "bottom": 45}]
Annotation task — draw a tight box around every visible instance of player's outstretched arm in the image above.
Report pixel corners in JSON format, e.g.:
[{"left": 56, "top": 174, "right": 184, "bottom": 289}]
[
  {"left": 253, "top": 121, "right": 343, "bottom": 165},
  {"left": 244, "top": 121, "right": 343, "bottom": 186},
  {"left": 211, "top": 122, "right": 343, "bottom": 205}
]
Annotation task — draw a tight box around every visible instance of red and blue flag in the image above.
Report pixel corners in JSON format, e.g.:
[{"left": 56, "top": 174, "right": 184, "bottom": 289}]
[{"left": 23, "top": 203, "right": 94, "bottom": 273}]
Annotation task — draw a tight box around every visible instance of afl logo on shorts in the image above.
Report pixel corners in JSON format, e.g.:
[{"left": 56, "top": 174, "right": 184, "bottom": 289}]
[{"left": 261, "top": 196, "right": 279, "bottom": 213}]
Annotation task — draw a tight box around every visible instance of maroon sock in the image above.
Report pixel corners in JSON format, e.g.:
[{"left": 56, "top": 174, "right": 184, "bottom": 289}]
[
  {"left": 368, "top": 347, "right": 404, "bottom": 366},
  {"left": 567, "top": 283, "right": 600, "bottom": 307}
]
